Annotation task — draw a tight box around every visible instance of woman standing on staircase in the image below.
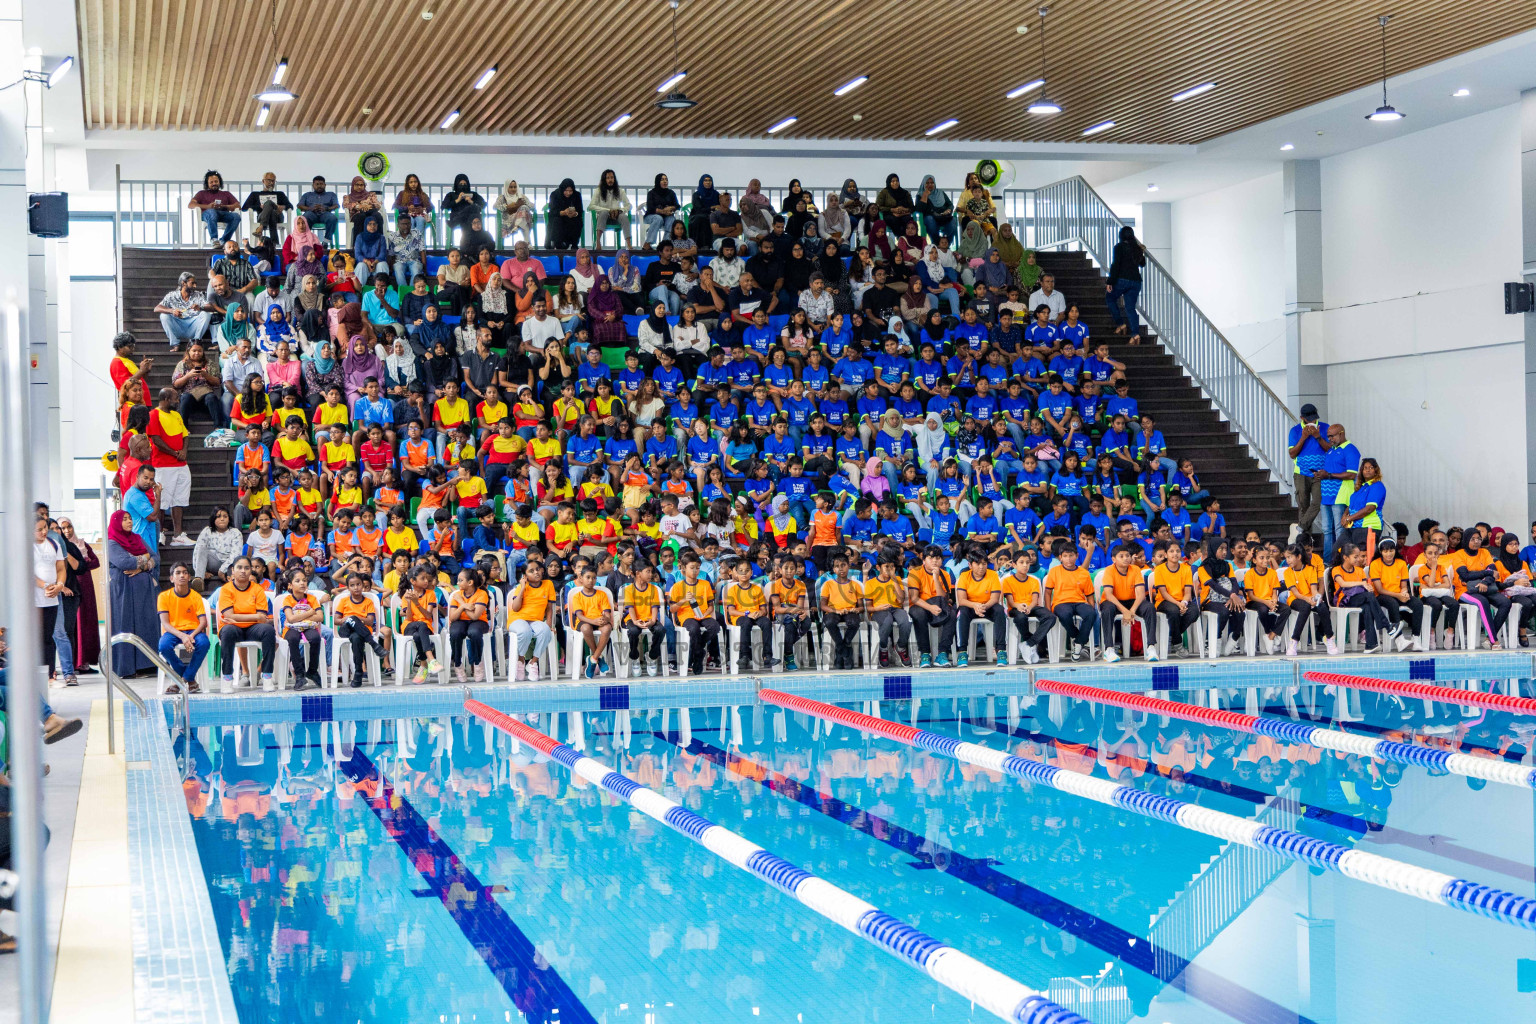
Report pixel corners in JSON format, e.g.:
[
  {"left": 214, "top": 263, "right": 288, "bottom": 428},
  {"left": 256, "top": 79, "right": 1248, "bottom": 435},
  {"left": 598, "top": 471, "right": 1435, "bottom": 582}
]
[{"left": 1106, "top": 225, "right": 1146, "bottom": 344}]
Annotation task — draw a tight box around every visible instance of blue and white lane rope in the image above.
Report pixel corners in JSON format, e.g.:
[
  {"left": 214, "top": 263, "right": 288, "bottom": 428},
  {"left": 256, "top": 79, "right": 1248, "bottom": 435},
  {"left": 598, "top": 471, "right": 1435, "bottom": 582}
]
[
  {"left": 1036, "top": 678, "right": 1536, "bottom": 791},
  {"left": 464, "top": 699, "right": 1091, "bottom": 1024},
  {"left": 760, "top": 689, "right": 1536, "bottom": 932}
]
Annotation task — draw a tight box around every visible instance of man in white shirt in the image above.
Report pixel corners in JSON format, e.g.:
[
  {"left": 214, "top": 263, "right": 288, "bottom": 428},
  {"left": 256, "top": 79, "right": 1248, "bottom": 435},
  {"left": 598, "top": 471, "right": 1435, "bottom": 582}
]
[
  {"left": 521, "top": 298, "right": 565, "bottom": 353},
  {"left": 1028, "top": 273, "right": 1067, "bottom": 323}
]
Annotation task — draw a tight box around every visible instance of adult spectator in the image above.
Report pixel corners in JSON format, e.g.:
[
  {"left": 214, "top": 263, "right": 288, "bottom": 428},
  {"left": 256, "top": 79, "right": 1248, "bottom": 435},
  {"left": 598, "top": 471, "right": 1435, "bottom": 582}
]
[
  {"left": 1317, "top": 422, "right": 1359, "bottom": 563},
  {"left": 443, "top": 173, "right": 486, "bottom": 240},
  {"left": 352, "top": 212, "right": 391, "bottom": 285},
  {"left": 148, "top": 388, "right": 194, "bottom": 546},
  {"left": 388, "top": 211, "right": 424, "bottom": 290},
  {"left": 188, "top": 169, "right": 240, "bottom": 246},
  {"left": 217, "top": 556, "right": 277, "bottom": 689},
  {"left": 56, "top": 521, "right": 99, "bottom": 681},
  {"left": 394, "top": 173, "right": 434, "bottom": 231},
  {"left": 192, "top": 506, "right": 243, "bottom": 588},
  {"left": 33, "top": 515, "right": 75, "bottom": 685},
  {"left": 250, "top": 274, "right": 286, "bottom": 323},
  {"left": 458, "top": 215, "right": 497, "bottom": 264},
  {"left": 211, "top": 238, "right": 259, "bottom": 295},
  {"left": 109, "top": 333, "right": 153, "bottom": 425},
  {"left": 206, "top": 272, "right": 248, "bottom": 331},
  {"left": 220, "top": 336, "right": 264, "bottom": 418},
  {"left": 642, "top": 242, "right": 681, "bottom": 314},
  {"left": 1403, "top": 518, "right": 1438, "bottom": 565},
  {"left": 1287, "top": 403, "right": 1330, "bottom": 543},
  {"left": 240, "top": 171, "right": 292, "bottom": 241},
  {"left": 155, "top": 272, "right": 213, "bottom": 350},
  {"left": 1340, "top": 457, "right": 1385, "bottom": 559},
  {"left": 109, "top": 472, "right": 160, "bottom": 676},
  {"left": 495, "top": 179, "right": 534, "bottom": 244},
  {"left": 590, "top": 169, "right": 633, "bottom": 251},
  {"left": 643, "top": 173, "right": 680, "bottom": 250},
  {"left": 1105, "top": 226, "right": 1146, "bottom": 343},
  {"left": 341, "top": 175, "right": 384, "bottom": 241},
  {"left": 296, "top": 175, "right": 341, "bottom": 242},
  {"left": 498, "top": 239, "right": 545, "bottom": 288},
  {"left": 710, "top": 192, "right": 743, "bottom": 251},
  {"left": 1027, "top": 273, "right": 1066, "bottom": 323},
  {"left": 171, "top": 342, "right": 224, "bottom": 427},
  {"left": 547, "top": 178, "right": 583, "bottom": 251}
]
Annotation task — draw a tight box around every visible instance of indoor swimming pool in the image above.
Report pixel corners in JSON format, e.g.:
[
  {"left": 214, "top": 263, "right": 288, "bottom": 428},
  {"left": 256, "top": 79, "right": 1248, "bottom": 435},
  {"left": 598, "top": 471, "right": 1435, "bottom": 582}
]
[{"left": 163, "top": 680, "right": 1536, "bottom": 1024}]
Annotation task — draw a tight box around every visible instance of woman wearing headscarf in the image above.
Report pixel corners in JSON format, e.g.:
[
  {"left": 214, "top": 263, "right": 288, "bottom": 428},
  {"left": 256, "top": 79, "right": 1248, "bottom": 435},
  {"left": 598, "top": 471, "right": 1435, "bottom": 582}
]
[
  {"left": 343, "top": 333, "right": 383, "bottom": 405},
  {"left": 302, "top": 340, "right": 343, "bottom": 408},
  {"left": 957, "top": 219, "right": 989, "bottom": 264},
  {"left": 548, "top": 178, "right": 584, "bottom": 251},
  {"left": 479, "top": 271, "right": 511, "bottom": 345},
  {"left": 444, "top": 173, "right": 485, "bottom": 236},
  {"left": 283, "top": 214, "right": 324, "bottom": 267},
  {"left": 915, "top": 414, "right": 953, "bottom": 487},
  {"left": 285, "top": 242, "right": 326, "bottom": 292},
  {"left": 216, "top": 302, "right": 254, "bottom": 353},
  {"left": 393, "top": 173, "right": 433, "bottom": 232},
  {"left": 608, "top": 249, "right": 644, "bottom": 313},
  {"left": 107, "top": 507, "right": 158, "bottom": 676},
  {"left": 292, "top": 274, "right": 328, "bottom": 346},
  {"left": 975, "top": 248, "right": 1013, "bottom": 292},
  {"left": 384, "top": 336, "right": 420, "bottom": 398},
  {"left": 56, "top": 517, "right": 100, "bottom": 675},
  {"left": 257, "top": 303, "right": 296, "bottom": 356},
  {"left": 839, "top": 178, "right": 867, "bottom": 234},
  {"left": 643, "top": 173, "right": 681, "bottom": 250},
  {"left": 424, "top": 336, "right": 462, "bottom": 397},
  {"left": 496, "top": 179, "right": 535, "bottom": 245},
  {"left": 994, "top": 222, "right": 1027, "bottom": 278},
  {"left": 876, "top": 174, "right": 915, "bottom": 237},
  {"left": 586, "top": 276, "right": 628, "bottom": 349},
  {"left": 785, "top": 194, "right": 816, "bottom": 241},
  {"left": 740, "top": 178, "right": 772, "bottom": 219},
  {"left": 916, "top": 175, "right": 955, "bottom": 244},
  {"left": 689, "top": 174, "right": 720, "bottom": 251},
  {"left": 416, "top": 309, "right": 453, "bottom": 361},
  {"left": 782, "top": 179, "right": 817, "bottom": 215},
  {"left": 342, "top": 175, "right": 382, "bottom": 241},
  {"left": 818, "top": 193, "right": 851, "bottom": 251},
  {"left": 637, "top": 300, "right": 671, "bottom": 367}
]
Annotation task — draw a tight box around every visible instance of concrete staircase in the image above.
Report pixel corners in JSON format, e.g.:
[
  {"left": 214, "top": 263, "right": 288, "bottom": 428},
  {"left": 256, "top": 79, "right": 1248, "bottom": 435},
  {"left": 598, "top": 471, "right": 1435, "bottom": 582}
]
[
  {"left": 1035, "top": 250, "right": 1296, "bottom": 540},
  {"left": 120, "top": 247, "right": 239, "bottom": 584}
]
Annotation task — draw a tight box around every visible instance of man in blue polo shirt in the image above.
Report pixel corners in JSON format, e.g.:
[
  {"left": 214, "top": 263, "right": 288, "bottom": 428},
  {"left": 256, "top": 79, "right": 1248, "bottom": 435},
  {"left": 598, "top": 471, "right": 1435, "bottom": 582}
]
[
  {"left": 1317, "top": 421, "right": 1359, "bottom": 563},
  {"left": 1287, "top": 402, "right": 1330, "bottom": 542}
]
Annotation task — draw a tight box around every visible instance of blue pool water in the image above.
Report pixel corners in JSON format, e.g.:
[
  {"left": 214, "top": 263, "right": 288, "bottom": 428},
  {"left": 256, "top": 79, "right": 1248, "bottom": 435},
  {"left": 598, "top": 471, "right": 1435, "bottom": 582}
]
[{"left": 174, "top": 684, "right": 1536, "bottom": 1023}]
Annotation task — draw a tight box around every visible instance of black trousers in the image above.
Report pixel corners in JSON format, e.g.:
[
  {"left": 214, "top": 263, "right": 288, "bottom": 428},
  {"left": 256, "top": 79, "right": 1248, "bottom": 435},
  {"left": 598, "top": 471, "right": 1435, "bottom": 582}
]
[
  {"left": 871, "top": 608, "right": 913, "bottom": 655},
  {"left": 681, "top": 617, "right": 721, "bottom": 671},
  {"left": 1008, "top": 608, "right": 1057, "bottom": 652},
  {"left": 1053, "top": 602, "right": 1098, "bottom": 646},
  {"left": 776, "top": 614, "right": 812, "bottom": 661},
  {"left": 449, "top": 618, "right": 489, "bottom": 666},
  {"left": 404, "top": 620, "right": 435, "bottom": 661},
  {"left": 39, "top": 604, "right": 58, "bottom": 676},
  {"left": 219, "top": 622, "right": 276, "bottom": 676},
  {"left": 1286, "top": 597, "right": 1333, "bottom": 641},
  {"left": 822, "top": 611, "right": 862, "bottom": 663},
  {"left": 337, "top": 616, "right": 378, "bottom": 673},
  {"left": 1157, "top": 601, "right": 1201, "bottom": 648},
  {"left": 1099, "top": 600, "right": 1154, "bottom": 652},
  {"left": 956, "top": 605, "right": 1004, "bottom": 657},
  {"left": 1247, "top": 601, "right": 1281, "bottom": 637},
  {"left": 284, "top": 626, "right": 322, "bottom": 677},
  {"left": 1338, "top": 591, "right": 1389, "bottom": 646},
  {"left": 625, "top": 620, "right": 665, "bottom": 662},
  {"left": 1200, "top": 599, "right": 1244, "bottom": 641},
  {"left": 1461, "top": 590, "right": 1513, "bottom": 640},
  {"left": 735, "top": 614, "right": 772, "bottom": 667},
  {"left": 910, "top": 602, "right": 957, "bottom": 657},
  {"left": 1417, "top": 594, "right": 1456, "bottom": 633}
]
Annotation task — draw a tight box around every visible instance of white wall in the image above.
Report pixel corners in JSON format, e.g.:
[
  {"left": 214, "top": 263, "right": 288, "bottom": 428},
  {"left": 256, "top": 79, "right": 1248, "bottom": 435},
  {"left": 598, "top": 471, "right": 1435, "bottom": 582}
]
[
  {"left": 1169, "top": 170, "right": 1286, "bottom": 374},
  {"left": 69, "top": 279, "right": 118, "bottom": 457}
]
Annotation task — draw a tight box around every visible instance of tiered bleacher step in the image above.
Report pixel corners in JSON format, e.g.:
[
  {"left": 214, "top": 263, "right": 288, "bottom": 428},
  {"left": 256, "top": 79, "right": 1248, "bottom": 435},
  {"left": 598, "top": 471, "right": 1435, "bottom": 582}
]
[
  {"left": 121, "top": 247, "right": 240, "bottom": 585},
  {"left": 1036, "top": 250, "right": 1296, "bottom": 540}
]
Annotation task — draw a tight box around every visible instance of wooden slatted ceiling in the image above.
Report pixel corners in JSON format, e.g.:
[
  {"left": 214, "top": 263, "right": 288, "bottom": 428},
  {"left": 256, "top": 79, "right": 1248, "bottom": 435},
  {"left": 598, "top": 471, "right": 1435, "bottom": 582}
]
[{"left": 76, "top": 0, "right": 1536, "bottom": 143}]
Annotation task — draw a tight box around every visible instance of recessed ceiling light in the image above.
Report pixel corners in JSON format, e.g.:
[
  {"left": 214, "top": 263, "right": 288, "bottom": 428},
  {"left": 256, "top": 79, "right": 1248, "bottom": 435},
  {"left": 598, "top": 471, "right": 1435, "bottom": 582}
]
[
  {"left": 1146, "top": 184, "right": 1159, "bottom": 192},
  {"left": 361, "top": 107, "right": 372, "bottom": 115},
  {"left": 605, "top": 113, "right": 632, "bottom": 131},
  {"left": 439, "top": 109, "right": 459, "bottom": 129},
  {"left": 256, "top": 104, "right": 270, "bottom": 127},
  {"left": 1082, "top": 119, "right": 1116, "bottom": 136},
  {"left": 1453, "top": 87, "right": 1470, "bottom": 97},
  {"left": 656, "top": 71, "right": 687, "bottom": 93},
  {"left": 767, "top": 116, "right": 797, "bottom": 134},
  {"left": 473, "top": 67, "right": 497, "bottom": 90},
  {"left": 420, "top": 7, "right": 432, "bottom": 19},
  {"left": 1015, "top": 24, "right": 1028, "bottom": 33},
  {"left": 924, "top": 118, "right": 958, "bottom": 136},
  {"left": 1171, "top": 81, "right": 1216, "bottom": 102},
  {"left": 834, "top": 75, "right": 868, "bottom": 96},
  {"left": 1006, "top": 78, "right": 1045, "bottom": 99},
  {"left": 851, "top": 113, "right": 862, "bottom": 121},
  {"left": 1280, "top": 143, "right": 1294, "bottom": 151}
]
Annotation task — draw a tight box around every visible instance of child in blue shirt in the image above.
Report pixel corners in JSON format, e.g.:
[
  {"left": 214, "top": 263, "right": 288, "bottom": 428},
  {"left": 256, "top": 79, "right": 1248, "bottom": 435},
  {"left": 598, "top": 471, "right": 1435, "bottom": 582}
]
[
  {"left": 1161, "top": 491, "right": 1193, "bottom": 542},
  {"left": 1193, "top": 498, "right": 1226, "bottom": 542}
]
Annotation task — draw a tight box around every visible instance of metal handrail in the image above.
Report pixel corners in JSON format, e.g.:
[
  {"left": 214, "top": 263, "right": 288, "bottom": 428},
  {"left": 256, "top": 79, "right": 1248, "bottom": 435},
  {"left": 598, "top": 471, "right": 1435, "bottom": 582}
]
[
  {"left": 1029, "top": 176, "right": 1299, "bottom": 493},
  {"left": 108, "top": 631, "right": 190, "bottom": 776},
  {"left": 104, "top": 633, "right": 155, "bottom": 715}
]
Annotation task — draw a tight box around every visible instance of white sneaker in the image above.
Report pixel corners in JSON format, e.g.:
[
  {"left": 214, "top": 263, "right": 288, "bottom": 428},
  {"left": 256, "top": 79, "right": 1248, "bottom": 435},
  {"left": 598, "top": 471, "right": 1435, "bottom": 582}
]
[
  {"left": 647, "top": 660, "right": 659, "bottom": 677},
  {"left": 1102, "top": 648, "right": 1120, "bottom": 663},
  {"left": 1394, "top": 631, "right": 1413, "bottom": 652},
  {"left": 1145, "top": 647, "right": 1159, "bottom": 662},
  {"left": 260, "top": 674, "right": 273, "bottom": 689},
  {"left": 1285, "top": 640, "right": 1298, "bottom": 658},
  {"left": 222, "top": 675, "right": 236, "bottom": 690},
  {"left": 512, "top": 657, "right": 524, "bottom": 681},
  {"left": 1224, "top": 637, "right": 1241, "bottom": 656},
  {"left": 172, "top": 533, "right": 194, "bottom": 547},
  {"left": 1023, "top": 645, "right": 1039, "bottom": 665},
  {"left": 1324, "top": 638, "right": 1340, "bottom": 656},
  {"left": 527, "top": 659, "right": 540, "bottom": 681},
  {"left": 1287, "top": 523, "right": 1302, "bottom": 544}
]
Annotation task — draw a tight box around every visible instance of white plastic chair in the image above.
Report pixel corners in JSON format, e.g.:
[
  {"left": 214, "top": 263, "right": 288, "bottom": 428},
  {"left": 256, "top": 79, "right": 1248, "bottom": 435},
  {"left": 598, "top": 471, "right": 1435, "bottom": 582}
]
[
  {"left": 444, "top": 587, "right": 496, "bottom": 683},
  {"left": 226, "top": 589, "right": 276, "bottom": 691},
  {"left": 1155, "top": 611, "right": 1203, "bottom": 660},
  {"left": 563, "top": 585, "right": 617, "bottom": 680},
  {"left": 392, "top": 591, "right": 449, "bottom": 685},
  {"left": 1047, "top": 612, "right": 1099, "bottom": 663},
  {"left": 1330, "top": 606, "right": 1364, "bottom": 652}
]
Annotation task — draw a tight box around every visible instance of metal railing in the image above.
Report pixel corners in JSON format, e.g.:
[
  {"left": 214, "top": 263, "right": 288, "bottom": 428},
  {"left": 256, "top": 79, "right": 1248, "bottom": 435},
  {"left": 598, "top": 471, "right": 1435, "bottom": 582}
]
[
  {"left": 1147, "top": 784, "right": 1300, "bottom": 976},
  {"left": 116, "top": 175, "right": 861, "bottom": 251},
  {"left": 1026, "top": 175, "right": 1298, "bottom": 494}
]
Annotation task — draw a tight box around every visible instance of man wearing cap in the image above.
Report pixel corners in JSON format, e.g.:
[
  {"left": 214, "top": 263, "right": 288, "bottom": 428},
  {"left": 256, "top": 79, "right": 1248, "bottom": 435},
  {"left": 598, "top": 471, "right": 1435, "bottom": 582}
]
[{"left": 1288, "top": 403, "right": 1331, "bottom": 542}]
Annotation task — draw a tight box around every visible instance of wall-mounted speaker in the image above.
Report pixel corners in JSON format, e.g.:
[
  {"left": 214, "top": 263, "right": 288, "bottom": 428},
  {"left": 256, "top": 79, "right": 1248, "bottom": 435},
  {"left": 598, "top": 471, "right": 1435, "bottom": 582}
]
[{"left": 28, "top": 192, "right": 68, "bottom": 238}]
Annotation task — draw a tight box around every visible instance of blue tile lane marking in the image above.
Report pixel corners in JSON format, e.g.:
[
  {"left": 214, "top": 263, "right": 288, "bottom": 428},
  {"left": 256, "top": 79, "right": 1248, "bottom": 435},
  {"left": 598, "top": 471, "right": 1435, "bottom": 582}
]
[
  {"left": 1409, "top": 658, "right": 1436, "bottom": 680},
  {"left": 337, "top": 748, "right": 598, "bottom": 1024},
  {"left": 598, "top": 683, "right": 630, "bottom": 710},
  {"left": 300, "top": 694, "right": 333, "bottom": 722},
  {"left": 883, "top": 674, "right": 912, "bottom": 701},
  {"left": 1151, "top": 665, "right": 1180, "bottom": 690},
  {"left": 653, "top": 729, "right": 1315, "bottom": 1024}
]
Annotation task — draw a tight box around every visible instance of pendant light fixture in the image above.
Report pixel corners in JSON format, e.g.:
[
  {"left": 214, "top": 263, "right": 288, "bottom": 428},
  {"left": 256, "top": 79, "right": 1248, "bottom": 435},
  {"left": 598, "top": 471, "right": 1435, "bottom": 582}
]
[
  {"left": 1365, "top": 14, "right": 1404, "bottom": 122},
  {"left": 1026, "top": 7, "right": 1061, "bottom": 115},
  {"left": 655, "top": 1, "right": 698, "bottom": 110},
  {"left": 253, "top": 0, "right": 297, "bottom": 102}
]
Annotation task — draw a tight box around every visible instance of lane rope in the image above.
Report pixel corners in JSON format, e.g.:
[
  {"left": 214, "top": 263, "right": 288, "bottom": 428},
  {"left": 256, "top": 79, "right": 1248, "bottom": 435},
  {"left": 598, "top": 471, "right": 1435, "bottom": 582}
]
[
  {"left": 1302, "top": 670, "right": 1536, "bottom": 716},
  {"left": 1035, "top": 678, "right": 1536, "bottom": 791},
  {"left": 758, "top": 689, "right": 1536, "bottom": 932},
  {"left": 463, "top": 698, "right": 1091, "bottom": 1024}
]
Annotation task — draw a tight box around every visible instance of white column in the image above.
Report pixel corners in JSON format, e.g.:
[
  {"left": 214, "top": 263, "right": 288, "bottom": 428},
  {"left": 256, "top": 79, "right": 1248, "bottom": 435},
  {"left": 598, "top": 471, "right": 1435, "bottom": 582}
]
[
  {"left": 1140, "top": 201, "right": 1171, "bottom": 267},
  {"left": 1521, "top": 89, "right": 1536, "bottom": 524},
  {"left": 1283, "top": 159, "right": 1327, "bottom": 419}
]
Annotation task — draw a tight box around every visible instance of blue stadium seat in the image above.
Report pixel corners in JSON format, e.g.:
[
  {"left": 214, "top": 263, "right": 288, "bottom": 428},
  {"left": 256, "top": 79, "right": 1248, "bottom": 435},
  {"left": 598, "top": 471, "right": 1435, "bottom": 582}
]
[{"left": 538, "top": 256, "right": 563, "bottom": 277}]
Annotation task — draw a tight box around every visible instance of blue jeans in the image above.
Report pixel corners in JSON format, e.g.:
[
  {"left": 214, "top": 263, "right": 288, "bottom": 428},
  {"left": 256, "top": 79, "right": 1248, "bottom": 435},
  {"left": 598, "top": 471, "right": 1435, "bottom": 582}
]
[
  {"left": 644, "top": 214, "right": 676, "bottom": 246},
  {"left": 1107, "top": 278, "right": 1142, "bottom": 333},
  {"left": 934, "top": 287, "right": 961, "bottom": 317},
  {"left": 202, "top": 208, "right": 240, "bottom": 242},
  {"left": 785, "top": 499, "right": 814, "bottom": 532},
  {"left": 355, "top": 260, "right": 391, "bottom": 285},
  {"left": 649, "top": 284, "right": 681, "bottom": 315},
  {"left": 393, "top": 260, "right": 424, "bottom": 289},
  {"left": 921, "top": 215, "right": 957, "bottom": 245},
  {"left": 161, "top": 312, "right": 212, "bottom": 346},
  {"left": 158, "top": 632, "right": 210, "bottom": 682},
  {"left": 1320, "top": 503, "right": 1348, "bottom": 563}
]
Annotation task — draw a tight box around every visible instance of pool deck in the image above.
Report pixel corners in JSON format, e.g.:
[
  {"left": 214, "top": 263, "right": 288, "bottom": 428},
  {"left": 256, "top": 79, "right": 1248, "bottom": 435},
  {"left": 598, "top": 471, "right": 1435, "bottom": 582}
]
[{"left": 61, "top": 646, "right": 1536, "bottom": 1024}]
